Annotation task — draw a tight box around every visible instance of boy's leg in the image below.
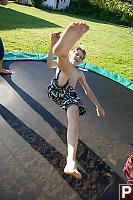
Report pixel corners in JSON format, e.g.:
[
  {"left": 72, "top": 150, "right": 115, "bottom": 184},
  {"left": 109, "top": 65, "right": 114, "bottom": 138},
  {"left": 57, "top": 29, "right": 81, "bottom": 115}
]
[
  {"left": 53, "top": 22, "right": 89, "bottom": 57},
  {"left": 64, "top": 104, "right": 81, "bottom": 179},
  {"left": 53, "top": 22, "right": 89, "bottom": 75},
  {"left": 0, "top": 60, "right": 12, "bottom": 74}
]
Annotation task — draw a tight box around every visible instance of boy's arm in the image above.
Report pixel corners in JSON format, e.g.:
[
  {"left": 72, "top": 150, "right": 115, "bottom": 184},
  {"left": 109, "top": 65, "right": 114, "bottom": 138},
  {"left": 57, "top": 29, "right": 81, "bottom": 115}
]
[
  {"left": 79, "top": 71, "right": 105, "bottom": 117},
  {"left": 47, "top": 46, "right": 58, "bottom": 68},
  {"left": 47, "top": 32, "right": 61, "bottom": 68}
]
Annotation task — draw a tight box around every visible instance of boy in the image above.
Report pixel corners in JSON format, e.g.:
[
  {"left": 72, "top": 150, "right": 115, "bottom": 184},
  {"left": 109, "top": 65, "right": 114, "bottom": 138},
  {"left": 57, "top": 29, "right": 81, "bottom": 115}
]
[{"left": 47, "top": 22, "right": 105, "bottom": 179}]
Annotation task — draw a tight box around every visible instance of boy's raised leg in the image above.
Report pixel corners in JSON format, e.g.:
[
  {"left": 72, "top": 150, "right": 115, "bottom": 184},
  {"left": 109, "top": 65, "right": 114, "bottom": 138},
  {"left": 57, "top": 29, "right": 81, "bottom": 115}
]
[
  {"left": 53, "top": 22, "right": 89, "bottom": 74},
  {"left": 53, "top": 22, "right": 89, "bottom": 56}
]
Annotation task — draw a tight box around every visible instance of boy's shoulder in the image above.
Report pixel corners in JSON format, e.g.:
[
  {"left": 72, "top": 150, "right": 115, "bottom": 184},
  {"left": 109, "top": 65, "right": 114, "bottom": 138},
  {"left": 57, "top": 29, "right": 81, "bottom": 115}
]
[{"left": 73, "top": 68, "right": 84, "bottom": 81}]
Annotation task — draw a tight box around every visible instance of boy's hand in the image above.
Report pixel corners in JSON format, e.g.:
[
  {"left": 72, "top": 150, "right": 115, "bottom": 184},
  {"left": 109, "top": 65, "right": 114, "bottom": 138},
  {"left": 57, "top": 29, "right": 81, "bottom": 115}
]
[
  {"left": 96, "top": 105, "right": 105, "bottom": 117},
  {"left": 51, "top": 32, "right": 61, "bottom": 46}
]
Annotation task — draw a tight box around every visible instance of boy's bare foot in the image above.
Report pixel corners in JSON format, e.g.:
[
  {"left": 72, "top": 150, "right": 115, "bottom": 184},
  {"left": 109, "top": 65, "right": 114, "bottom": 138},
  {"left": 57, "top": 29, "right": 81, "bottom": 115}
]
[
  {"left": 53, "top": 22, "right": 89, "bottom": 55},
  {"left": 0, "top": 68, "right": 12, "bottom": 74},
  {"left": 66, "top": 22, "right": 89, "bottom": 37},
  {"left": 64, "top": 167, "right": 81, "bottom": 179},
  {"left": 64, "top": 160, "right": 81, "bottom": 179}
]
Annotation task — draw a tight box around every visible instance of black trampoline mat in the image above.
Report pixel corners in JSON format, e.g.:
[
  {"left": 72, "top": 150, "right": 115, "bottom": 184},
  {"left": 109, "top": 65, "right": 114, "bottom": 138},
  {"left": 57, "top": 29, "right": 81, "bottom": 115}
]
[{"left": 0, "top": 60, "right": 133, "bottom": 200}]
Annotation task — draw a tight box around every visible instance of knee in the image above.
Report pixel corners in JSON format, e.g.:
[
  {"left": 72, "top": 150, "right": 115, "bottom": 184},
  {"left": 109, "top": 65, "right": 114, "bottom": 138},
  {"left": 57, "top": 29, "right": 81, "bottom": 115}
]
[
  {"left": 67, "top": 104, "right": 79, "bottom": 122},
  {"left": 72, "top": 110, "right": 79, "bottom": 122}
]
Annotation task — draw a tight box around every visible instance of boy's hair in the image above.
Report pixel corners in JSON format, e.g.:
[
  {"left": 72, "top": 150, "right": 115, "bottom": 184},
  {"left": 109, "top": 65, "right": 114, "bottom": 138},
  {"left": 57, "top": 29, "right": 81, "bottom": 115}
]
[{"left": 69, "top": 46, "right": 86, "bottom": 60}]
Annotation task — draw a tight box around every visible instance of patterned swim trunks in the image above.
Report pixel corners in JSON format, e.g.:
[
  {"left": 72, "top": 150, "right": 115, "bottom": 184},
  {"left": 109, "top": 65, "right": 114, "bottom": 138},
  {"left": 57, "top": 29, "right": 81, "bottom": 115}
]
[{"left": 48, "top": 76, "right": 86, "bottom": 116}]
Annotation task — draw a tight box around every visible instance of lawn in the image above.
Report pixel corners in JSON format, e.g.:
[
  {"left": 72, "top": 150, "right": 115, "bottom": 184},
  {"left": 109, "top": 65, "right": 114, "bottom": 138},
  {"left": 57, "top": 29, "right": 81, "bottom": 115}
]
[{"left": 0, "top": 2, "right": 133, "bottom": 81}]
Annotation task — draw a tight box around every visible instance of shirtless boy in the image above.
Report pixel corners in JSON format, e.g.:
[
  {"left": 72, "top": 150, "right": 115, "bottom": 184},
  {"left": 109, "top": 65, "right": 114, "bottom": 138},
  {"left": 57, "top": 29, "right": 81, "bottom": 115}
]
[{"left": 47, "top": 22, "right": 105, "bottom": 179}]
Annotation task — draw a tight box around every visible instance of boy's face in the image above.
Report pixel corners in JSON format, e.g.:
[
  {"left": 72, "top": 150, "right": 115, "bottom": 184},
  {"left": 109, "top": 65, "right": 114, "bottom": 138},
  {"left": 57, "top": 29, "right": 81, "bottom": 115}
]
[{"left": 69, "top": 49, "right": 84, "bottom": 66}]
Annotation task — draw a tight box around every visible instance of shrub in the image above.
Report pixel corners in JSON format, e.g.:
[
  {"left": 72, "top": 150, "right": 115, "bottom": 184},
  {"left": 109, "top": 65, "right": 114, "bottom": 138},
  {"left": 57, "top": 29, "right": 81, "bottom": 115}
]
[
  {"left": 14, "top": 0, "right": 31, "bottom": 5},
  {"left": 30, "top": 0, "right": 42, "bottom": 7},
  {"left": 68, "top": 0, "right": 133, "bottom": 26}
]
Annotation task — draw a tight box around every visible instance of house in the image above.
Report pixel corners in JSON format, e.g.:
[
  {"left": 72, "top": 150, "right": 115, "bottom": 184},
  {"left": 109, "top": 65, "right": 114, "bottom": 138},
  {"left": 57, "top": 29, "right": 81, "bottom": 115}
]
[{"left": 42, "top": 0, "right": 70, "bottom": 10}]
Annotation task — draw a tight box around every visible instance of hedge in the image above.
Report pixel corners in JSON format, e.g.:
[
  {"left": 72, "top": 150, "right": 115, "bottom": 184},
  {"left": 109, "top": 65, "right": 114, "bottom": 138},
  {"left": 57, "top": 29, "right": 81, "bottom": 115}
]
[{"left": 67, "top": 0, "right": 133, "bottom": 26}]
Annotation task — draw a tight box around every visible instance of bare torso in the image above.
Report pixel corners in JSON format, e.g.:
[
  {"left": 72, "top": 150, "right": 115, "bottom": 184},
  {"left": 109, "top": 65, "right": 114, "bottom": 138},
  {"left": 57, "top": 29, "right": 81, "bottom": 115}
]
[{"left": 56, "top": 67, "right": 82, "bottom": 88}]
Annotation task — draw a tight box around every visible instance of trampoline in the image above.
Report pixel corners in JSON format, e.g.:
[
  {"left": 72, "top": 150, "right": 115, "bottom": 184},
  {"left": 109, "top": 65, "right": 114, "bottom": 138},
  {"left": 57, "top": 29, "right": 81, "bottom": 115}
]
[{"left": 0, "top": 52, "right": 133, "bottom": 200}]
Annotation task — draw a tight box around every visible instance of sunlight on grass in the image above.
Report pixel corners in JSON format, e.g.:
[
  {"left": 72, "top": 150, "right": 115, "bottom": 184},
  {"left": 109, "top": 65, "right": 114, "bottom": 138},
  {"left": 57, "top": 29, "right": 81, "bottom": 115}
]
[{"left": 0, "top": 2, "right": 132, "bottom": 81}]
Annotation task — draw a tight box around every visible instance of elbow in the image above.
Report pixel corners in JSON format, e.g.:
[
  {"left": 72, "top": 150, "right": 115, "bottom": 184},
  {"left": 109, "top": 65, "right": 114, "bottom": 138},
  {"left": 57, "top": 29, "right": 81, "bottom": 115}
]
[
  {"left": 47, "top": 64, "right": 52, "bottom": 69},
  {"left": 85, "top": 89, "right": 91, "bottom": 98},
  {"left": 47, "top": 61, "right": 56, "bottom": 69},
  {"left": 86, "top": 91, "right": 89, "bottom": 97}
]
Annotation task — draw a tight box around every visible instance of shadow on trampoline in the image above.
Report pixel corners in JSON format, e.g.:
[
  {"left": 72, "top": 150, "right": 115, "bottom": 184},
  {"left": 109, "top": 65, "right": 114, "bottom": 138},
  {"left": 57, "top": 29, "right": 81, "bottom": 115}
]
[{"left": 0, "top": 73, "right": 125, "bottom": 200}]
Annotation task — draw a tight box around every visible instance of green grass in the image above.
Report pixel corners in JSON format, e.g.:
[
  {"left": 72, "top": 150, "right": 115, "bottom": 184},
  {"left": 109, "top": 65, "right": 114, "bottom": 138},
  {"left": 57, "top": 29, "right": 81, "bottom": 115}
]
[{"left": 0, "top": 2, "right": 133, "bottom": 81}]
